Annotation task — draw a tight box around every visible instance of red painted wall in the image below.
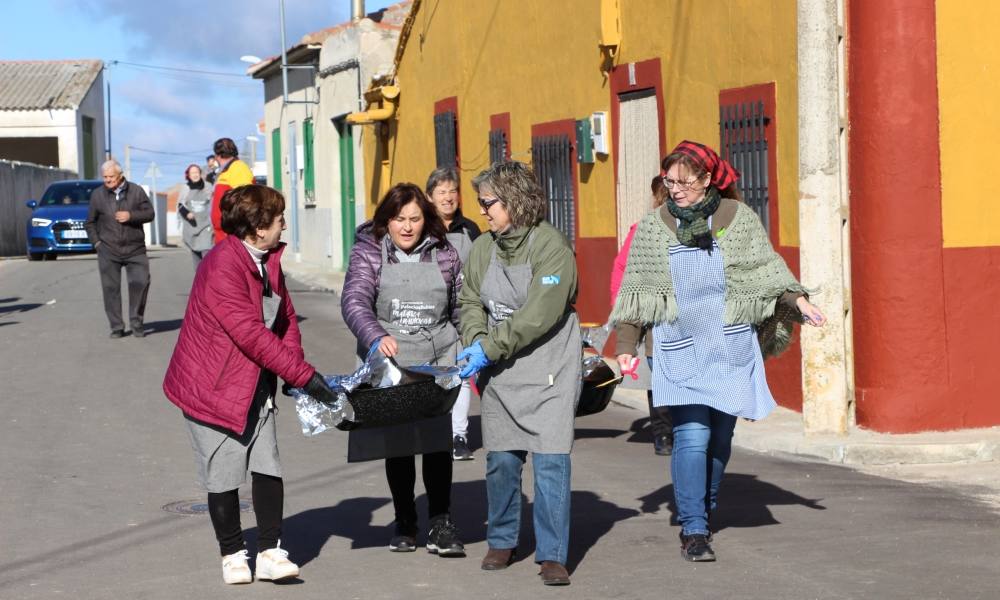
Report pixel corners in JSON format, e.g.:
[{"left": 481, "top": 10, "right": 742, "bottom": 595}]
[{"left": 849, "top": 0, "right": 952, "bottom": 432}]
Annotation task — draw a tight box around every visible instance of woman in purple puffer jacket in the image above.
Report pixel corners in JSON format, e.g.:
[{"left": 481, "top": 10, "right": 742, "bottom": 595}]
[{"left": 341, "top": 182, "right": 466, "bottom": 558}]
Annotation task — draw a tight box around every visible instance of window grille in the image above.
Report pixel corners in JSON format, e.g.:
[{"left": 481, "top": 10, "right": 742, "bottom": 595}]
[
  {"left": 531, "top": 134, "right": 575, "bottom": 244},
  {"left": 489, "top": 128, "right": 508, "bottom": 165},
  {"left": 434, "top": 111, "right": 457, "bottom": 167},
  {"left": 719, "top": 101, "right": 770, "bottom": 232}
]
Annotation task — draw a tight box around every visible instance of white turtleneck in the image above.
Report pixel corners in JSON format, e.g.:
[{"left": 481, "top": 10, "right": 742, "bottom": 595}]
[{"left": 242, "top": 240, "right": 267, "bottom": 277}]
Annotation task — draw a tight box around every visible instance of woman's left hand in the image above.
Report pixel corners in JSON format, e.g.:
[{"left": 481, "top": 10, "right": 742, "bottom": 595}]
[{"left": 796, "top": 296, "right": 827, "bottom": 327}]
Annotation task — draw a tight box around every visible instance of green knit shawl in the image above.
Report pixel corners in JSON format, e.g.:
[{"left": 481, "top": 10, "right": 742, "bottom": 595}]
[{"left": 609, "top": 203, "right": 809, "bottom": 357}]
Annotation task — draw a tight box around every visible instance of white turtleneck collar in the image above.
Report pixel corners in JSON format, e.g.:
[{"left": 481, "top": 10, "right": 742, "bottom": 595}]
[{"left": 241, "top": 240, "right": 268, "bottom": 276}]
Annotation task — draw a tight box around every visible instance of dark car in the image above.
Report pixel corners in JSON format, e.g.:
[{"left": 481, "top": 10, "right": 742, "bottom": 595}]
[{"left": 25, "top": 180, "right": 103, "bottom": 261}]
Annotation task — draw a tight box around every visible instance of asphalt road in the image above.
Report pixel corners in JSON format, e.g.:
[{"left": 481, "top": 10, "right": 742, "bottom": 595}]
[{"left": 1, "top": 248, "right": 998, "bottom": 600}]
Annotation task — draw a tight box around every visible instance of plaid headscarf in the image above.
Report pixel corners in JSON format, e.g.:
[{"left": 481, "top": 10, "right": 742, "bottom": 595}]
[{"left": 671, "top": 140, "right": 740, "bottom": 190}]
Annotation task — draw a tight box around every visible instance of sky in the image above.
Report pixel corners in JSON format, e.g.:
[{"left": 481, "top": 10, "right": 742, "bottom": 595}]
[{"left": 2, "top": 0, "right": 399, "bottom": 183}]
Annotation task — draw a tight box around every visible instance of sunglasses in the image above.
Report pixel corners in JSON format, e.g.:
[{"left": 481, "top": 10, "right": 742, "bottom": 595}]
[{"left": 477, "top": 196, "right": 502, "bottom": 210}]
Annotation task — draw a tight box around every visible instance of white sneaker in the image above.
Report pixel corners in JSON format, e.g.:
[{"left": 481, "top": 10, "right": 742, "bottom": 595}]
[
  {"left": 256, "top": 542, "right": 300, "bottom": 581},
  {"left": 221, "top": 549, "right": 252, "bottom": 584}
]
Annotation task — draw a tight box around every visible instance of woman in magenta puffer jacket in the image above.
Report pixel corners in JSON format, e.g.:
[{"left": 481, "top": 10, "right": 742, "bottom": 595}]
[
  {"left": 341, "top": 183, "right": 466, "bottom": 558},
  {"left": 163, "top": 184, "right": 339, "bottom": 585}
]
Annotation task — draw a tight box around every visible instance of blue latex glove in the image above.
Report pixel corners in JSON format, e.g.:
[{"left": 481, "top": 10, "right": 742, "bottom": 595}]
[{"left": 457, "top": 341, "right": 491, "bottom": 378}]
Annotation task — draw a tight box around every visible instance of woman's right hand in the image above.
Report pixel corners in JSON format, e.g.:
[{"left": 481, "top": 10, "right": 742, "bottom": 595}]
[{"left": 378, "top": 335, "right": 398, "bottom": 357}]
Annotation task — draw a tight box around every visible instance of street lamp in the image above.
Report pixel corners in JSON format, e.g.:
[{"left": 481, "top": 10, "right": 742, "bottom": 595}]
[{"left": 245, "top": 135, "right": 259, "bottom": 166}]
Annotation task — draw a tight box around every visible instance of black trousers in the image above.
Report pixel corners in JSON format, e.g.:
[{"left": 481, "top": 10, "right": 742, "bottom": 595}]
[
  {"left": 648, "top": 390, "right": 675, "bottom": 439},
  {"left": 97, "top": 247, "right": 150, "bottom": 332},
  {"left": 207, "top": 472, "right": 284, "bottom": 556},
  {"left": 384, "top": 451, "right": 452, "bottom": 525}
]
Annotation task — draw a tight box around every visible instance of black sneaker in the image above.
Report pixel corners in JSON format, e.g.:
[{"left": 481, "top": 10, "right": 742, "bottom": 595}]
[
  {"left": 426, "top": 515, "right": 465, "bottom": 557},
  {"left": 653, "top": 434, "right": 673, "bottom": 456},
  {"left": 680, "top": 533, "right": 716, "bottom": 562},
  {"left": 452, "top": 435, "right": 473, "bottom": 461},
  {"left": 132, "top": 327, "right": 146, "bottom": 338},
  {"left": 389, "top": 521, "right": 418, "bottom": 552},
  {"left": 109, "top": 330, "right": 125, "bottom": 339}
]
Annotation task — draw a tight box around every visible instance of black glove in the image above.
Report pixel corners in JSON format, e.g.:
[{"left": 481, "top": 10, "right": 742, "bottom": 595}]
[{"left": 303, "top": 372, "right": 340, "bottom": 407}]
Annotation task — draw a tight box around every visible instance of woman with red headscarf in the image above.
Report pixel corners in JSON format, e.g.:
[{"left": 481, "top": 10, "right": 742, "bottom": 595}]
[{"left": 610, "top": 140, "right": 826, "bottom": 563}]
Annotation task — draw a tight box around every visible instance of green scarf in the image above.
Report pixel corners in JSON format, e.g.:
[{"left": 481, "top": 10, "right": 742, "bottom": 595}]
[
  {"left": 667, "top": 187, "right": 721, "bottom": 250},
  {"left": 609, "top": 202, "right": 809, "bottom": 358}
]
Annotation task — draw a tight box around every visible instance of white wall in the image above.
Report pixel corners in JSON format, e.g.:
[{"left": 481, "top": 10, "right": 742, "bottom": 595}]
[
  {"left": 76, "top": 71, "right": 106, "bottom": 177},
  {"left": 0, "top": 108, "right": 79, "bottom": 173}
]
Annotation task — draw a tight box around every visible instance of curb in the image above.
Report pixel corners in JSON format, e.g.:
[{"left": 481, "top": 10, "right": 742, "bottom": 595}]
[{"left": 610, "top": 387, "right": 1000, "bottom": 466}]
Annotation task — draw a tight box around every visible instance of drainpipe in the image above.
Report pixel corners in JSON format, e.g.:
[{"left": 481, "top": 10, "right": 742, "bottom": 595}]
[
  {"left": 347, "top": 85, "right": 399, "bottom": 198},
  {"left": 352, "top": 0, "right": 364, "bottom": 22}
]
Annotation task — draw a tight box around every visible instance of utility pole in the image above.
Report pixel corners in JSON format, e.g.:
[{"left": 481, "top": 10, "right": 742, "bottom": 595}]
[
  {"left": 124, "top": 145, "right": 131, "bottom": 180},
  {"left": 106, "top": 78, "right": 112, "bottom": 160},
  {"left": 280, "top": 0, "right": 300, "bottom": 258}
]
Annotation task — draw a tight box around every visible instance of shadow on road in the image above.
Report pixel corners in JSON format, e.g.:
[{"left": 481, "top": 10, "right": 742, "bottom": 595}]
[
  {"left": 574, "top": 427, "right": 628, "bottom": 440},
  {"left": 0, "top": 297, "right": 20, "bottom": 303},
  {"left": 625, "top": 415, "right": 655, "bottom": 445},
  {"left": 144, "top": 319, "right": 184, "bottom": 334},
  {"left": 0, "top": 303, "right": 43, "bottom": 316},
  {"left": 637, "top": 472, "right": 826, "bottom": 531}
]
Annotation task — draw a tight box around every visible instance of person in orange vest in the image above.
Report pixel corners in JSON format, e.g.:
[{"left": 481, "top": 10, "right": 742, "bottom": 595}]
[{"left": 210, "top": 137, "right": 254, "bottom": 244}]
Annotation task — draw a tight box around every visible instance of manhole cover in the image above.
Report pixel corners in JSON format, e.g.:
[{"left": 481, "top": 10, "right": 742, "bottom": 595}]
[{"left": 162, "top": 499, "right": 253, "bottom": 515}]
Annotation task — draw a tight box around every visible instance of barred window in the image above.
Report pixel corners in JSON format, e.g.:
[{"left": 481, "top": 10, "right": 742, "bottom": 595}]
[
  {"left": 489, "top": 128, "right": 508, "bottom": 165},
  {"left": 719, "top": 100, "right": 771, "bottom": 232},
  {"left": 434, "top": 110, "right": 457, "bottom": 168},
  {"left": 531, "top": 134, "right": 575, "bottom": 244}
]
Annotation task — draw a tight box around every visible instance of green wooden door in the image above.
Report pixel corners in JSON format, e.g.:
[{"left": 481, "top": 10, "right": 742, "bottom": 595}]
[
  {"left": 337, "top": 121, "right": 356, "bottom": 268},
  {"left": 271, "top": 128, "right": 282, "bottom": 191}
]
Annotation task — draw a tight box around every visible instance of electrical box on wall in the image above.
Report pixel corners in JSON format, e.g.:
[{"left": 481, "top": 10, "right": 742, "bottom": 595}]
[
  {"left": 591, "top": 111, "right": 609, "bottom": 155},
  {"left": 575, "top": 119, "right": 594, "bottom": 164}
]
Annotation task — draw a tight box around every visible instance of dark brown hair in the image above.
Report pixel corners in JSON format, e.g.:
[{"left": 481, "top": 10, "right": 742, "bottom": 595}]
[
  {"left": 220, "top": 184, "right": 285, "bottom": 239},
  {"left": 661, "top": 152, "right": 742, "bottom": 200},
  {"left": 371, "top": 183, "right": 447, "bottom": 244},
  {"left": 650, "top": 175, "right": 668, "bottom": 208},
  {"left": 213, "top": 137, "right": 239, "bottom": 159}
]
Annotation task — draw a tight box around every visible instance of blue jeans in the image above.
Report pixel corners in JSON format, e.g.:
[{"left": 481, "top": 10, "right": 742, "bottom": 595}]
[
  {"left": 485, "top": 451, "right": 571, "bottom": 564},
  {"left": 668, "top": 404, "right": 738, "bottom": 536}
]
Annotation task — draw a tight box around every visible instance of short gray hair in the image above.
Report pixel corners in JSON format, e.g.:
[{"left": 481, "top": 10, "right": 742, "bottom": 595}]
[
  {"left": 101, "top": 159, "right": 123, "bottom": 175},
  {"left": 470, "top": 161, "right": 546, "bottom": 228},
  {"left": 425, "top": 166, "right": 459, "bottom": 195}
]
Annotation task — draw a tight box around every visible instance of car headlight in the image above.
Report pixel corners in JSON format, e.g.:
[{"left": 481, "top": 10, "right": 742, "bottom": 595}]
[{"left": 31, "top": 218, "right": 52, "bottom": 227}]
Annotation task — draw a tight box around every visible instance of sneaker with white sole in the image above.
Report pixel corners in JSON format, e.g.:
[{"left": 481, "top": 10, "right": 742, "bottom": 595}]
[
  {"left": 256, "top": 542, "right": 300, "bottom": 581},
  {"left": 221, "top": 549, "right": 252, "bottom": 584}
]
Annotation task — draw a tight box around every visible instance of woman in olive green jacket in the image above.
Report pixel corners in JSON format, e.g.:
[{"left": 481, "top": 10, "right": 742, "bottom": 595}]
[{"left": 457, "top": 161, "right": 580, "bottom": 586}]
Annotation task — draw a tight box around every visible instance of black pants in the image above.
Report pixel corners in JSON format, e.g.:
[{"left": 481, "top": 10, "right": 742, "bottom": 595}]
[
  {"left": 384, "top": 451, "right": 452, "bottom": 525},
  {"left": 207, "top": 472, "right": 284, "bottom": 556},
  {"left": 97, "top": 247, "right": 150, "bottom": 332},
  {"left": 648, "top": 390, "right": 675, "bottom": 440}
]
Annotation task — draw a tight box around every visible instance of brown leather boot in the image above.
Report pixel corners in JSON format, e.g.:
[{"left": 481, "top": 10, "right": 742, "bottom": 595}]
[
  {"left": 538, "top": 561, "right": 570, "bottom": 585},
  {"left": 481, "top": 547, "right": 515, "bottom": 571}
]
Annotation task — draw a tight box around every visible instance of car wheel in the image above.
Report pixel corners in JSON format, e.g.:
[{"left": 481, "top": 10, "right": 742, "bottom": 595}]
[{"left": 27, "top": 252, "right": 43, "bottom": 261}]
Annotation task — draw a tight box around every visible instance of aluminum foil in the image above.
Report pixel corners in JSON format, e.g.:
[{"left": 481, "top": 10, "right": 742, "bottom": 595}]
[
  {"left": 582, "top": 354, "right": 607, "bottom": 379},
  {"left": 293, "top": 345, "right": 460, "bottom": 436},
  {"left": 581, "top": 322, "right": 611, "bottom": 353}
]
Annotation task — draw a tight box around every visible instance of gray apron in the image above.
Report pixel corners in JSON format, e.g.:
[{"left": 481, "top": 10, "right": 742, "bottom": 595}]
[
  {"left": 180, "top": 186, "right": 214, "bottom": 252},
  {"left": 477, "top": 233, "right": 581, "bottom": 454},
  {"left": 446, "top": 231, "right": 474, "bottom": 264},
  {"left": 347, "top": 243, "right": 458, "bottom": 462},
  {"left": 185, "top": 271, "right": 283, "bottom": 492}
]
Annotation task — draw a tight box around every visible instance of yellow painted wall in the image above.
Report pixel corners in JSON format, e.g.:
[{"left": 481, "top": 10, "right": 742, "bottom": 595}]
[
  {"left": 936, "top": 0, "right": 1000, "bottom": 247},
  {"left": 363, "top": 0, "right": 799, "bottom": 245},
  {"left": 621, "top": 0, "right": 799, "bottom": 246}
]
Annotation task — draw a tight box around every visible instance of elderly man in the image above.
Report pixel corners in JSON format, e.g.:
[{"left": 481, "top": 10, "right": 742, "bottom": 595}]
[
  {"left": 209, "top": 138, "right": 254, "bottom": 244},
  {"left": 84, "top": 160, "right": 155, "bottom": 338}
]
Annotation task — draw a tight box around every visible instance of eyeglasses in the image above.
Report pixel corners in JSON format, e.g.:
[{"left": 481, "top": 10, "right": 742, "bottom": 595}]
[
  {"left": 478, "top": 196, "right": 502, "bottom": 210},
  {"left": 661, "top": 176, "right": 703, "bottom": 191}
]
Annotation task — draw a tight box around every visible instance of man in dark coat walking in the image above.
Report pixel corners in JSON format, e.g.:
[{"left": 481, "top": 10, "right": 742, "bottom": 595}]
[{"left": 84, "top": 159, "right": 155, "bottom": 338}]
